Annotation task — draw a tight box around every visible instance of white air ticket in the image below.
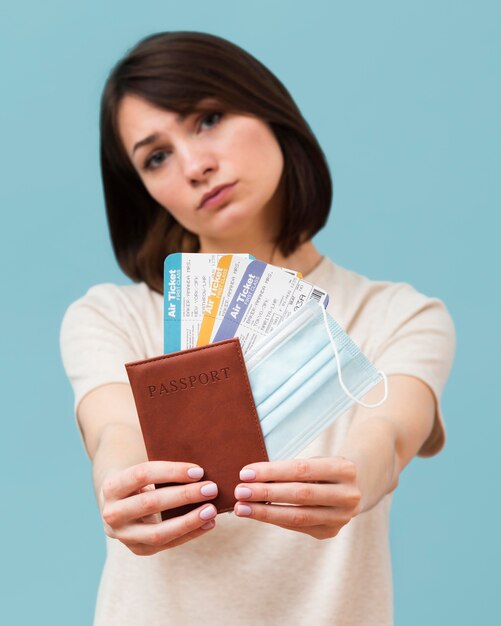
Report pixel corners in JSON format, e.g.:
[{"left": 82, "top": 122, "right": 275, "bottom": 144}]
[{"left": 212, "top": 259, "right": 329, "bottom": 353}]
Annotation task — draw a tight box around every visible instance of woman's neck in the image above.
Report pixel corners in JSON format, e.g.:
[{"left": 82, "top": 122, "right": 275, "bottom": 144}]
[{"left": 199, "top": 238, "right": 323, "bottom": 278}]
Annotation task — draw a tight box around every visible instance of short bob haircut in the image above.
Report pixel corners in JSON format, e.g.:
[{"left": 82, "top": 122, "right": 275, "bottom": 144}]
[{"left": 100, "top": 31, "right": 333, "bottom": 295}]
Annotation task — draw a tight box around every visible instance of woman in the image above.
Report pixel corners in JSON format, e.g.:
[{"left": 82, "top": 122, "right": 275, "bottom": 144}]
[{"left": 60, "top": 31, "right": 456, "bottom": 625}]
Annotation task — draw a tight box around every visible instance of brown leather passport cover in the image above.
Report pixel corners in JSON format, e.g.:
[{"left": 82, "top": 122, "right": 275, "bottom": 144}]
[{"left": 124, "top": 338, "right": 268, "bottom": 520}]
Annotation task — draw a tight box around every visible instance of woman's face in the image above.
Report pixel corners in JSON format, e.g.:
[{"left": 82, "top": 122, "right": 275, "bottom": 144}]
[{"left": 117, "top": 94, "right": 285, "bottom": 246}]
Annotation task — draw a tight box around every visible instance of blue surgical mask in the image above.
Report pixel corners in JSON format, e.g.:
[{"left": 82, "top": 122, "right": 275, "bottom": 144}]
[{"left": 244, "top": 299, "right": 388, "bottom": 460}]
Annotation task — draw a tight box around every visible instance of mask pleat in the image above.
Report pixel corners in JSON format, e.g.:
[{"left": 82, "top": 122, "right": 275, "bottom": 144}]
[
  {"left": 243, "top": 299, "right": 385, "bottom": 461},
  {"left": 258, "top": 340, "right": 350, "bottom": 435},
  {"left": 265, "top": 356, "right": 381, "bottom": 460},
  {"left": 244, "top": 305, "right": 316, "bottom": 371},
  {"left": 247, "top": 318, "right": 329, "bottom": 407}
]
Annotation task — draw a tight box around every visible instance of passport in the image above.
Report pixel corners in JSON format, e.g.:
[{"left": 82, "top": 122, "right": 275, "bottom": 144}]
[{"left": 125, "top": 338, "right": 268, "bottom": 520}]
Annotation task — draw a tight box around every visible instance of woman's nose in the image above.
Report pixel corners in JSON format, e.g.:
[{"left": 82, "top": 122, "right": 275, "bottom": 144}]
[{"left": 179, "top": 144, "right": 218, "bottom": 181}]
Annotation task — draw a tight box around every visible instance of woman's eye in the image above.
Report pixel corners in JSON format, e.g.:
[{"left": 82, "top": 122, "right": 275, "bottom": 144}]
[
  {"left": 144, "top": 150, "right": 169, "bottom": 171},
  {"left": 142, "top": 112, "right": 223, "bottom": 172},
  {"left": 200, "top": 111, "right": 223, "bottom": 130}
]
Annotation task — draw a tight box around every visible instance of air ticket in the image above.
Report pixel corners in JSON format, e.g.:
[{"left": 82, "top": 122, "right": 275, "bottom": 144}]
[
  {"left": 197, "top": 257, "right": 305, "bottom": 347},
  {"left": 163, "top": 252, "right": 252, "bottom": 353},
  {"left": 196, "top": 254, "right": 252, "bottom": 346},
  {"left": 211, "top": 259, "right": 329, "bottom": 353}
]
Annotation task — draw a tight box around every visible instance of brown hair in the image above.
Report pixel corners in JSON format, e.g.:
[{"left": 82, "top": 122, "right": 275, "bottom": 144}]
[{"left": 100, "top": 31, "right": 332, "bottom": 294}]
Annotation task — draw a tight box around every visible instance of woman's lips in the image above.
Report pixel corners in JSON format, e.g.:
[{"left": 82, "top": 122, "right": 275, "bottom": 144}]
[{"left": 199, "top": 182, "right": 237, "bottom": 209}]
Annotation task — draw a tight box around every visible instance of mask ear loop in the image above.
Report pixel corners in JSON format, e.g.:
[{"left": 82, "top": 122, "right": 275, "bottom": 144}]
[{"left": 319, "top": 302, "right": 388, "bottom": 408}]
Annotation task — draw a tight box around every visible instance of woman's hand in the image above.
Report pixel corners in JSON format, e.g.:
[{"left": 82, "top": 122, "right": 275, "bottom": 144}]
[
  {"left": 233, "top": 456, "right": 362, "bottom": 540},
  {"left": 100, "top": 461, "right": 219, "bottom": 556}
]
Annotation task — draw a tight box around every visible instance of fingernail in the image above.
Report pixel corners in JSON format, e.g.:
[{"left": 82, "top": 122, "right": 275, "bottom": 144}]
[
  {"left": 187, "top": 467, "right": 204, "bottom": 479},
  {"left": 236, "top": 504, "right": 252, "bottom": 516},
  {"left": 240, "top": 469, "right": 256, "bottom": 480},
  {"left": 200, "top": 505, "right": 217, "bottom": 520},
  {"left": 235, "top": 486, "right": 252, "bottom": 499},
  {"left": 200, "top": 483, "right": 218, "bottom": 497},
  {"left": 200, "top": 520, "right": 215, "bottom": 530}
]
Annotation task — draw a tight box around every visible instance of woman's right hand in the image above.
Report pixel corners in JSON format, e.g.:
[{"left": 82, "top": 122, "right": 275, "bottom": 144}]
[{"left": 99, "top": 461, "right": 219, "bottom": 556}]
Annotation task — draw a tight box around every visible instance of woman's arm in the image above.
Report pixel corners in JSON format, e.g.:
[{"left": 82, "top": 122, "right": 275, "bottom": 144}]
[
  {"left": 93, "top": 422, "right": 148, "bottom": 514},
  {"left": 336, "top": 373, "right": 437, "bottom": 513},
  {"left": 231, "top": 373, "right": 437, "bottom": 537},
  {"left": 76, "top": 383, "right": 148, "bottom": 512},
  {"left": 78, "top": 383, "right": 221, "bottom": 554}
]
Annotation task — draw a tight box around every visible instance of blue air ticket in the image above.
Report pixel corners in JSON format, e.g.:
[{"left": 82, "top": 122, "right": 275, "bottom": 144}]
[{"left": 163, "top": 252, "right": 253, "bottom": 353}]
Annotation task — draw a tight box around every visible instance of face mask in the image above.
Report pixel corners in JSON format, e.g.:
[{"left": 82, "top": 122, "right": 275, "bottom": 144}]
[{"left": 244, "top": 299, "right": 388, "bottom": 460}]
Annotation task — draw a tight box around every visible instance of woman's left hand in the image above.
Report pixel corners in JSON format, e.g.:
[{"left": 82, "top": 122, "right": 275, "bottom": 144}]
[{"left": 233, "top": 457, "right": 363, "bottom": 540}]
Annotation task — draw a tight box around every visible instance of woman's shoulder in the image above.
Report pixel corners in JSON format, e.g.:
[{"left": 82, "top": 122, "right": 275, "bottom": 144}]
[
  {"left": 60, "top": 279, "right": 164, "bottom": 365},
  {"left": 320, "top": 256, "right": 448, "bottom": 311},
  {"left": 63, "top": 280, "right": 161, "bottom": 316},
  {"left": 68, "top": 279, "right": 159, "bottom": 303},
  {"left": 316, "top": 256, "right": 455, "bottom": 344},
  {"left": 60, "top": 280, "right": 163, "bottom": 346}
]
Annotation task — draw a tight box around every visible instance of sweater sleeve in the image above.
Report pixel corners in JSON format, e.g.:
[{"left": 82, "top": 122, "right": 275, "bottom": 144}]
[
  {"left": 59, "top": 283, "right": 141, "bottom": 420},
  {"left": 372, "top": 282, "right": 457, "bottom": 457}
]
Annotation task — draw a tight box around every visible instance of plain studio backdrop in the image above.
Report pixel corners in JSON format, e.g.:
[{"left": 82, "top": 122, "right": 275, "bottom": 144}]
[{"left": 1, "top": 1, "right": 498, "bottom": 624}]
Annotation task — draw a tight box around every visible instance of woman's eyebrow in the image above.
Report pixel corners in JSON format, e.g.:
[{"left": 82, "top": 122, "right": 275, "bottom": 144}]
[
  {"left": 131, "top": 111, "right": 193, "bottom": 157},
  {"left": 132, "top": 133, "right": 161, "bottom": 156},
  {"left": 130, "top": 101, "right": 223, "bottom": 158}
]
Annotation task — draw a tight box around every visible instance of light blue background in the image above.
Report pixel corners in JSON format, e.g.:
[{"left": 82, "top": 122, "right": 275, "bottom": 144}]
[{"left": 2, "top": 1, "right": 499, "bottom": 624}]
